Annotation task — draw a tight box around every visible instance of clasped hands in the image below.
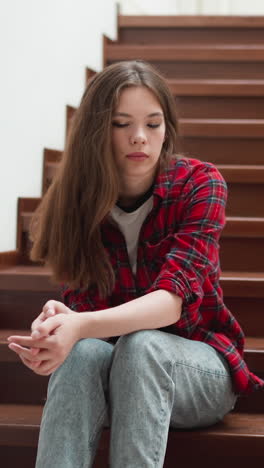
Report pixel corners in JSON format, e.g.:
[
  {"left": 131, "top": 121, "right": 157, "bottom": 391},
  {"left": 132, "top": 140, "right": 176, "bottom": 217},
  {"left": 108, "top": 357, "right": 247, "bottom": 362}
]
[{"left": 7, "top": 301, "right": 81, "bottom": 376}]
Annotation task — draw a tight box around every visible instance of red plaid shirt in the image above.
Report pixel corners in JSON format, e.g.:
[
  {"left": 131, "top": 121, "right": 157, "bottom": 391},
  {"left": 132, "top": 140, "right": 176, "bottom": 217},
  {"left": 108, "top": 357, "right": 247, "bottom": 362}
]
[{"left": 62, "top": 156, "right": 264, "bottom": 395}]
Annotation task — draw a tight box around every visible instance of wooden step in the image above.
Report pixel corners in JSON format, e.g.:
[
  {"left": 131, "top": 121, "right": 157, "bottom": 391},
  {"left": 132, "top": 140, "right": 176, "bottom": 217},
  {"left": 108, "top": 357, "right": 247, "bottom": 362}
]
[
  {"left": 40, "top": 160, "right": 264, "bottom": 218},
  {"left": 119, "top": 15, "right": 264, "bottom": 29},
  {"left": 176, "top": 96, "right": 264, "bottom": 119},
  {"left": 0, "top": 265, "right": 58, "bottom": 291},
  {"left": 120, "top": 58, "right": 264, "bottom": 80},
  {"left": 0, "top": 264, "right": 61, "bottom": 329},
  {"left": 17, "top": 198, "right": 41, "bottom": 264},
  {"left": 223, "top": 217, "right": 264, "bottom": 237},
  {"left": 84, "top": 73, "right": 264, "bottom": 118},
  {"left": 0, "top": 288, "right": 264, "bottom": 338},
  {"left": 217, "top": 164, "right": 264, "bottom": 183},
  {"left": 105, "top": 42, "right": 264, "bottom": 80},
  {"left": 118, "top": 15, "right": 264, "bottom": 46},
  {"left": 220, "top": 217, "right": 264, "bottom": 272},
  {"left": 0, "top": 405, "right": 263, "bottom": 467},
  {"left": 65, "top": 103, "right": 264, "bottom": 139},
  {"left": 178, "top": 118, "right": 264, "bottom": 138},
  {"left": 66, "top": 104, "right": 76, "bottom": 136},
  {"left": 42, "top": 161, "right": 264, "bottom": 186},
  {"left": 42, "top": 148, "right": 62, "bottom": 195},
  {"left": 218, "top": 165, "right": 264, "bottom": 217},
  {"left": 220, "top": 271, "right": 264, "bottom": 297},
  {"left": 176, "top": 136, "right": 264, "bottom": 166},
  {"left": 16, "top": 202, "right": 264, "bottom": 265},
  {"left": 1, "top": 267, "right": 264, "bottom": 332},
  {"left": 0, "top": 330, "right": 263, "bottom": 410},
  {"left": 1, "top": 331, "right": 262, "bottom": 371},
  {"left": 168, "top": 78, "right": 264, "bottom": 96},
  {"left": 106, "top": 43, "right": 264, "bottom": 62},
  {"left": 85, "top": 67, "right": 97, "bottom": 85}
]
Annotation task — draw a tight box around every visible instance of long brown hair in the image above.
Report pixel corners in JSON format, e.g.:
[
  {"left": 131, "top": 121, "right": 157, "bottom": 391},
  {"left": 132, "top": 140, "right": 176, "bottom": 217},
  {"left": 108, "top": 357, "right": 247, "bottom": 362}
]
[{"left": 30, "top": 60, "right": 178, "bottom": 298}]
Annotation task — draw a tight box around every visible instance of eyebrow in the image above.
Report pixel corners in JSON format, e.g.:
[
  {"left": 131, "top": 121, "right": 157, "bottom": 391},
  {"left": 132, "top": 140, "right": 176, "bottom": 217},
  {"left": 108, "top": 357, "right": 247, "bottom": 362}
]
[{"left": 113, "top": 112, "right": 164, "bottom": 118}]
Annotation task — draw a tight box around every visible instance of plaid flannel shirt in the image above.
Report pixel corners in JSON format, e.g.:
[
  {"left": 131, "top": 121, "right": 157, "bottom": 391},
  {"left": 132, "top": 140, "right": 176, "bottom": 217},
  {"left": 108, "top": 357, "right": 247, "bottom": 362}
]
[{"left": 61, "top": 156, "right": 264, "bottom": 395}]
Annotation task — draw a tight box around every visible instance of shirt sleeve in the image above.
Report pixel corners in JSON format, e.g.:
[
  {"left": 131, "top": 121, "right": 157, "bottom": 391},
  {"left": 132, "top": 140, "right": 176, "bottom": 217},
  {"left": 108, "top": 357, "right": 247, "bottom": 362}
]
[
  {"left": 146, "top": 163, "right": 228, "bottom": 335},
  {"left": 60, "top": 283, "right": 110, "bottom": 312}
]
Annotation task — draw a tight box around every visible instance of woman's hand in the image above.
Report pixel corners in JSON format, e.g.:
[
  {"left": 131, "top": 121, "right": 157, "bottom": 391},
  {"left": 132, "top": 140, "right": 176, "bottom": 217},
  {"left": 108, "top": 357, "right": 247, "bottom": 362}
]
[
  {"left": 20, "top": 299, "right": 77, "bottom": 369},
  {"left": 31, "top": 299, "right": 76, "bottom": 336},
  {"left": 7, "top": 313, "right": 82, "bottom": 376}
]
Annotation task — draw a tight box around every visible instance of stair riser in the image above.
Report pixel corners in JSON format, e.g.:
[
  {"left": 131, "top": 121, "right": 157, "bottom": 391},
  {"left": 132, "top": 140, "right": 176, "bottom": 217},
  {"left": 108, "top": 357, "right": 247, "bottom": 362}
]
[
  {"left": 220, "top": 238, "right": 264, "bottom": 272},
  {"left": 1, "top": 445, "right": 263, "bottom": 468},
  {"left": 176, "top": 137, "right": 264, "bottom": 166},
  {"left": 0, "top": 362, "right": 48, "bottom": 405},
  {"left": 119, "top": 28, "right": 264, "bottom": 46},
  {"left": 107, "top": 59, "right": 264, "bottom": 80},
  {"left": 66, "top": 96, "right": 264, "bottom": 121},
  {"left": 42, "top": 168, "right": 264, "bottom": 218},
  {"left": 226, "top": 184, "right": 264, "bottom": 217},
  {"left": 175, "top": 96, "right": 264, "bottom": 119},
  {"left": 0, "top": 447, "right": 37, "bottom": 468},
  {"left": 225, "top": 297, "right": 264, "bottom": 337},
  {"left": 18, "top": 229, "right": 264, "bottom": 272},
  {"left": 0, "top": 290, "right": 61, "bottom": 329},
  {"left": 1, "top": 426, "right": 264, "bottom": 466}
]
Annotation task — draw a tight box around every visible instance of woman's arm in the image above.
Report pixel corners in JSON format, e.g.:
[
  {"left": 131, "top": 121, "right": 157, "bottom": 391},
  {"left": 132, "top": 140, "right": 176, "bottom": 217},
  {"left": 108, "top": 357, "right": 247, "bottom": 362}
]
[
  {"left": 7, "top": 290, "right": 182, "bottom": 376},
  {"left": 76, "top": 289, "right": 182, "bottom": 340}
]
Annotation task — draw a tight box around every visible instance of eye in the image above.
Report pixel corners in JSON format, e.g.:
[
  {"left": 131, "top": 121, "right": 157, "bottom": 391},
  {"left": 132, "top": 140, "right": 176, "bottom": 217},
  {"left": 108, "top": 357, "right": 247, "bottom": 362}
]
[
  {"left": 148, "top": 123, "right": 160, "bottom": 129},
  {"left": 112, "top": 121, "right": 129, "bottom": 128}
]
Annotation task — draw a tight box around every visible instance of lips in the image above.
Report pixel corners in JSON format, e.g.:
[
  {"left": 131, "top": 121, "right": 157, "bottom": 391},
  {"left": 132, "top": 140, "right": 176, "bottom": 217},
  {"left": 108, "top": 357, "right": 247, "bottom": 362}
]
[{"left": 126, "top": 152, "right": 149, "bottom": 159}]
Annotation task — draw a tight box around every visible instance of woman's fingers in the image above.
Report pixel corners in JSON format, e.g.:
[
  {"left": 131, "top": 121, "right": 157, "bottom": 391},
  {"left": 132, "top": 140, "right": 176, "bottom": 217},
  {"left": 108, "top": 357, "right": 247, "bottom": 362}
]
[
  {"left": 20, "top": 355, "right": 42, "bottom": 369},
  {"left": 8, "top": 342, "right": 49, "bottom": 362},
  {"left": 31, "top": 315, "right": 62, "bottom": 340},
  {"left": 31, "top": 300, "right": 74, "bottom": 336},
  {"left": 31, "top": 306, "right": 56, "bottom": 332},
  {"left": 9, "top": 342, "right": 59, "bottom": 375},
  {"left": 8, "top": 334, "right": 45, "bottom": 348},
  {"left": 8, "top": 316, "right": 61, "bottom": 346},
  {"left": 20, "top": 353, "right": 60, "bottom": 376}
]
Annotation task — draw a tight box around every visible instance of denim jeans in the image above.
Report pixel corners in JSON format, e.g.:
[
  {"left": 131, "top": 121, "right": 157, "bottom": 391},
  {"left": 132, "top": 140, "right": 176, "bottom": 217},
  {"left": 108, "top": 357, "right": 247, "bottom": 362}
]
[{"left": 35, "top": 330, "right": 237, "bottom": 468}]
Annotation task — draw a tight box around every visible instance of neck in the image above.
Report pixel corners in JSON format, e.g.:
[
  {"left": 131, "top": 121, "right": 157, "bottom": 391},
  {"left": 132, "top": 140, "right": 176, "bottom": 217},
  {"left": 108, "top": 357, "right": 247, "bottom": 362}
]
[{"left": 118, "top": 171, "right": 156, "bottom": 207}]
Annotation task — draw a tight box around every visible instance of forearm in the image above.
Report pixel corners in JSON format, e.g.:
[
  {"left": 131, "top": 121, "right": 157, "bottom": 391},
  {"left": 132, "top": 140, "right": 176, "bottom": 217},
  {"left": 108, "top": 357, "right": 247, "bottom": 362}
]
[{"left": 77, "top": 289, "right": 182, "bottom": 340}]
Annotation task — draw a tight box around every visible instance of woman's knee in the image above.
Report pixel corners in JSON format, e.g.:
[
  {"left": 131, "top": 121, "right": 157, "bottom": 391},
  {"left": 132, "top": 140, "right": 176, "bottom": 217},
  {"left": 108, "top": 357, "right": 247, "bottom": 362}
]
[
  {"left": 51, "top": 338, "right": 114, "bottom": 385},
  {"left": 111, "top": 329, "right": 172, "bottom": 376}
]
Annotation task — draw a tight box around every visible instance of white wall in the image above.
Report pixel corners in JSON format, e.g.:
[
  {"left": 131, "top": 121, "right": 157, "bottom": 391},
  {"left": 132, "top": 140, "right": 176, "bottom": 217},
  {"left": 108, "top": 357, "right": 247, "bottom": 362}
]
[
  {"left": 0, "top": 0, "right": 117, "bottom": 252},
  {"left": 119, "top": 0, "right": 264, "bottom": 15}
]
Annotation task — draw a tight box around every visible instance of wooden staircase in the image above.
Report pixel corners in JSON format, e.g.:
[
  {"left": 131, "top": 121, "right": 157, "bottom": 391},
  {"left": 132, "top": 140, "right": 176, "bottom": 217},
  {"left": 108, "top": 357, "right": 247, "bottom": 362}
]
[{"left": 1, "top": 14, "right": 264, "bottom": 467}]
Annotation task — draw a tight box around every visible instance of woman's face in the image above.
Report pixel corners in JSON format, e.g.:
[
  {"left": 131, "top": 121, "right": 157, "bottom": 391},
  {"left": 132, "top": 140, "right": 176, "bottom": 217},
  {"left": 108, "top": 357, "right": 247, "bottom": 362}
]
[{"left": 111, "top": 86, "right": 166, "bottom": 182}]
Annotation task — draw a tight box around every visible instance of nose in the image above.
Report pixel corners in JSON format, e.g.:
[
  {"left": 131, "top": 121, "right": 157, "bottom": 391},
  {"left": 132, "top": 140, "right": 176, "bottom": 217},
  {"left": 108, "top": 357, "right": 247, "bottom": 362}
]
[{"left": 129, "top": 129, "right": 146, "bottom": 145}]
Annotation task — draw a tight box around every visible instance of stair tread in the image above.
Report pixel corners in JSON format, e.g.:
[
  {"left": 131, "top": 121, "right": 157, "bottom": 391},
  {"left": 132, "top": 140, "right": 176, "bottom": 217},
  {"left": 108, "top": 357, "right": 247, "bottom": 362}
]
[
  {"left": 119, "top": 15, "right": 264, "bottom": 29},
  {"left": 180, "top": 117, "right": 264, "bottom": 123},
  {"left": 221, "top": 271, "right": 264, "bottom": 280},
  {"left": 1, "top": 265, "right": 264, "bottom": 282},
  {"left": 0, "top": 404, "right": 263, "bottom": 435},
  {"left": 106, "top": 43, "right": 264, "bottom": 62},
  {"left": 0, "top": 265, "right": 50, "bottom": 276},
  {"left": 109, "top": 43, "right": 264, "bottom": 50},
  {"left": 0, "top": 265, "right": 59, "bottom": 292},
  {"left": 178, "top": 119, "right": 264, "bottom": 137}
]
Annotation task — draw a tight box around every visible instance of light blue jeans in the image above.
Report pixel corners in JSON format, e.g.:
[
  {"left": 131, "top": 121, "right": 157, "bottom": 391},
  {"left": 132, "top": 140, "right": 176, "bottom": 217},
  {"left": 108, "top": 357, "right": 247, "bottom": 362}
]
[{"left": 35, "top": 330, "right": 237, "bottom": 468}]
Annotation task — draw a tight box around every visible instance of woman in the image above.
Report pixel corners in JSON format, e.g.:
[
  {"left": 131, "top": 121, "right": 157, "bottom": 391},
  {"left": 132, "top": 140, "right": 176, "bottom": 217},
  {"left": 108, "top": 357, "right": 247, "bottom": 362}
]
[{"left": 8, "top": 60, "right": 264, "bottom": 468}]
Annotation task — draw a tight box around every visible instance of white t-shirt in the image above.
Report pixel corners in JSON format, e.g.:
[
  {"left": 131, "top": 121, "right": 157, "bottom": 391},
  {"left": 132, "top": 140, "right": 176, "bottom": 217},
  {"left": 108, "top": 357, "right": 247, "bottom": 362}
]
[{"left": 110, "top": 196, "right": 153, "bottom": 275}]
